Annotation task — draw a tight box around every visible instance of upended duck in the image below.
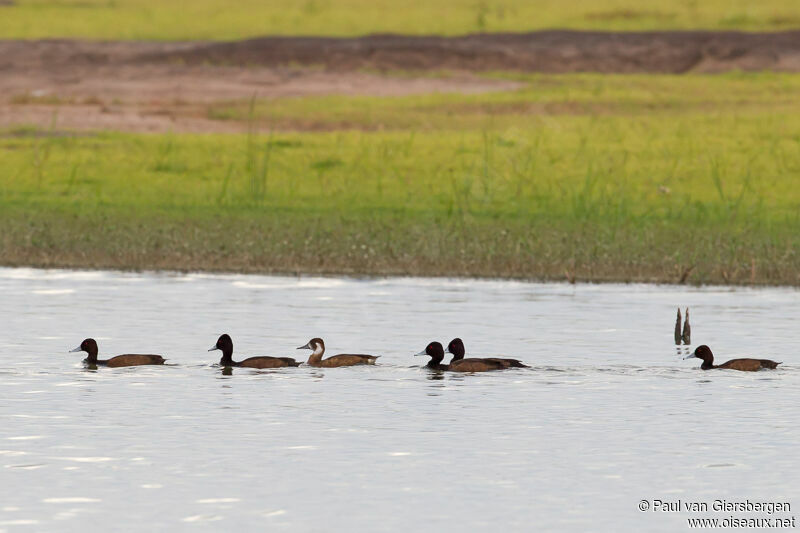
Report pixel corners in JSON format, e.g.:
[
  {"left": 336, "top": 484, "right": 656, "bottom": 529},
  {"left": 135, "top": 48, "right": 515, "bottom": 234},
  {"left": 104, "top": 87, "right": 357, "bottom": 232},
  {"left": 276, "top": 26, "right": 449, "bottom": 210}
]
[
  {"left": 446, "top": 338, "right": 528, "bottom": 368},
  {"left": 416, "top": 341, "right": 506, "bottom": 372},
  {"left": 70, "top": 338, "right": 165, "bottom": 368},
  {"left": 684, "top": 345, "right": 781, "bottom": 372},
  {"left": 209, "top": 334, "right": 301, "bottom": 368},
  {"left": 674, "top": 307, "right": 691, "bottom": 345},
  {"left": 297, "top": 338, "right": 379, "bottom": 367}
]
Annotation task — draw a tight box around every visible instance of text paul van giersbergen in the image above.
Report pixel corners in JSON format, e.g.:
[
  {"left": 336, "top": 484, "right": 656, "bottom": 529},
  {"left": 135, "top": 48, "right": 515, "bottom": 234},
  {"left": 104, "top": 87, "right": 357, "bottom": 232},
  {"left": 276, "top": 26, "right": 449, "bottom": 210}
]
[{"left": 647, "top": 499, "right": 790, "bottom": 514}]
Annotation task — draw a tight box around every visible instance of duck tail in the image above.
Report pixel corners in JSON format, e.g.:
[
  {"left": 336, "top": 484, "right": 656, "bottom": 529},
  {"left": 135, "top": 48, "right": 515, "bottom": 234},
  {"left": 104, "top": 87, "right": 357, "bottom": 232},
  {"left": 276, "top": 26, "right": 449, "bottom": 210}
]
[{"left": 681, "top": 307, "right": 691, "bottom": 345}]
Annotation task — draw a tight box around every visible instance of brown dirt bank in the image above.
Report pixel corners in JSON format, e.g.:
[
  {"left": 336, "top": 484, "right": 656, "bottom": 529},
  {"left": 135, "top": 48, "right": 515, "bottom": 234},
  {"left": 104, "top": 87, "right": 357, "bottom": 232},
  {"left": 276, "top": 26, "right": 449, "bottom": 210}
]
[
  {"left": 140, "top": 30, "right": 800, "bottom": 73},
  {"left": 2, "top": 31, "right": 800, "bottom": 133},
  {"left": 6, "top": 30, "right": 800, "bottom": 73},
  {"left": 0, "top": 40, "right": 520, "bottom": 134}
]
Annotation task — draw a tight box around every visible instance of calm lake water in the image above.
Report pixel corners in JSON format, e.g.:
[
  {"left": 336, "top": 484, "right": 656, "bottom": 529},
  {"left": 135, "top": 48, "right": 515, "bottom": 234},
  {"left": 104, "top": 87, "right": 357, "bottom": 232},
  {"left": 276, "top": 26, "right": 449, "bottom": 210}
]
[{"left": 1, "top": 267, "right": 798, "bottom": 532}]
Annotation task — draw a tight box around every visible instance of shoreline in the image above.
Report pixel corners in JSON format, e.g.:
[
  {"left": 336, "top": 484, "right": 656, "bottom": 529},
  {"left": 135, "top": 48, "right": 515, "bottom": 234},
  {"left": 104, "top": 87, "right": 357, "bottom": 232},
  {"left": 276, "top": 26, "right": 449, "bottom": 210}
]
[
  {"left": 1, "top": 252, "right": 797, "bottom": 289},
  {"left": 2, "top": 260, "right": 799, "bottom": 290}
]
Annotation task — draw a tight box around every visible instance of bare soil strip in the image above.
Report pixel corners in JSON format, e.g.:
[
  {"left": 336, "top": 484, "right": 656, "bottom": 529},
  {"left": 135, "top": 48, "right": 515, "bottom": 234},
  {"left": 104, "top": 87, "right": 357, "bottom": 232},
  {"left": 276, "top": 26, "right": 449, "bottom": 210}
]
[
  {"left": 2, "top": 31, "right": 800, "bottom": 133},
  {"left": 141, "top": 30, "right": 800, "bottom": 73}
]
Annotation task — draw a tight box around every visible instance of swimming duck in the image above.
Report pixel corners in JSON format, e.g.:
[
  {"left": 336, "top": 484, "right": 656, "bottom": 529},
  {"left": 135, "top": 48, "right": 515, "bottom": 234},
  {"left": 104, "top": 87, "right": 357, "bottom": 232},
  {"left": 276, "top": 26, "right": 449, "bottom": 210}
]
[
  {"left": 415, "top": 340, "right": 505, "bottom": 372},
  {"left": 446, "top": 338, "right": 528, "bottom": 368},
  {"left": 297, "top": 338, "right": 379, "bottom": 367},
  {"left": 684, "top": 345, "right": 781, "bottom": 372},
  {"left": 415, "top": 342, "right": 449, "bottom": 370},
  {"left": 69, "top": 338, "right": 165, "bottom": 368},
  {"left": 209, "top": 334, "right": 301, "bottom": 368}
]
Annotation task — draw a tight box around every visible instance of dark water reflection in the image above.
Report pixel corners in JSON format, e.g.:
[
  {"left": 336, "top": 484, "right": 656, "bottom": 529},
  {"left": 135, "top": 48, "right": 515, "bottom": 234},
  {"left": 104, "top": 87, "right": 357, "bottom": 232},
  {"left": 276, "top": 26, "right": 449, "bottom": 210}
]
[{"left": 0, "top": 268, "right": 798, "bottom": 531}]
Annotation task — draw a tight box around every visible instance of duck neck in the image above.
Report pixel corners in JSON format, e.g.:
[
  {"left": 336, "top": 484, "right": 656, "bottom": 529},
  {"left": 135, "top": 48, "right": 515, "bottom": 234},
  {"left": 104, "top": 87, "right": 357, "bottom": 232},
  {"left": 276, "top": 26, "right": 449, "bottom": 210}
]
[
  {"left": 701, "top": 360, "right": 716, "bottom": 370},
  {"left": 219, "top": 346, "right": 234, "bottom": 366},
  {"left": 307, "top": 345, "right": 325, "bottom": 365},
  {"left": 427, "top": 354, "right": 444, "bottom": 369},
  {"left": 85, "top": 346, "right": 98, "bottom": 364}
]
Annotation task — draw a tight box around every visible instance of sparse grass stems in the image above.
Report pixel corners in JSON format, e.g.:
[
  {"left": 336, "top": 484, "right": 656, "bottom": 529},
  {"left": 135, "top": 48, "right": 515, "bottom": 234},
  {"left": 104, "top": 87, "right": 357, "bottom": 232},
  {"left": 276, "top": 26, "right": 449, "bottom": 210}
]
[{"left": 1, "top": 73, "right": 798, "bottom": 284}]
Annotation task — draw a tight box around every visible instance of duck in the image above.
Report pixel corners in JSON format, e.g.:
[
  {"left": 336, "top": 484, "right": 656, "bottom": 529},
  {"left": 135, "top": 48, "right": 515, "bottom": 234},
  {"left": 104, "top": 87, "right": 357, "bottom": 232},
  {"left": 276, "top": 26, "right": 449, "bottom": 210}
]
[
  {"left": 684, "top": 345, "right": 781, "bottom": 372},
  {"left": 69, "top": 338, "right": 165, "bottom": 368},
  {"left": 446, "top": 338, "right": 528, "bottom": 368},
  {"left": 209, "top": 334, "right": 301, "bottom": 368},
  {"left": 415, "top": 342, "right": 449, "bottom": 370},
  {"left": 682, "top": 308, "right": 691, "bottom": 345},
  {"left": 297, "top": 338, "right": 379, "bottom": 367},
  {"left": 416, "top": 340, "right": 505, "bottom": 372}
]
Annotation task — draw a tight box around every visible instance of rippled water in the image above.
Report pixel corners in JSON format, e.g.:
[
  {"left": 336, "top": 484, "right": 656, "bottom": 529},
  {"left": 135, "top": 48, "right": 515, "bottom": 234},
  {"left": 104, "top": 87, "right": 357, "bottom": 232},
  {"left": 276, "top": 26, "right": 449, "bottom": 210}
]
[{"left": 1, "top": 267, "right": 798, "bottom": 532}]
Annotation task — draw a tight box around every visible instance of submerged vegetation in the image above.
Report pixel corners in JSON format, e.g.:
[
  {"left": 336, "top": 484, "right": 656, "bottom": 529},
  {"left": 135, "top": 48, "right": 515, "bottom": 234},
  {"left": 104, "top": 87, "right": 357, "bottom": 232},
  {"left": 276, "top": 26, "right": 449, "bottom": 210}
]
[
  {"left": 1, "top": 0, "right": 799, "bottom": 39},
  {"left": 1, "top": 73, "right": 799, "bottom": 284}
]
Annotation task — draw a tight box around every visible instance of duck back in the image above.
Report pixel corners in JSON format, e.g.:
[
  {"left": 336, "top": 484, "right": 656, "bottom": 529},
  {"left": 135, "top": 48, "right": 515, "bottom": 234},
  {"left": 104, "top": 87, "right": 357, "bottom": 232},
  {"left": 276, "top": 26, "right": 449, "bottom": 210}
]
[
  {"left": 104, "top": 354, "right": 165, "bottom": 368},
  {"left": 485, "top": 357, "right": 529, "bottom": 368},
  {"left": 313, "top": 354, "right": 379, "bottom": 368},
  {"left": 237, "top": 356, "right": 301, "bottom": 369},
  {"left": 718, "top": 358, "right": 781, "bottom": 371},
  {"left": 449, "top": 358, "right": 505, "bottom": 372}
]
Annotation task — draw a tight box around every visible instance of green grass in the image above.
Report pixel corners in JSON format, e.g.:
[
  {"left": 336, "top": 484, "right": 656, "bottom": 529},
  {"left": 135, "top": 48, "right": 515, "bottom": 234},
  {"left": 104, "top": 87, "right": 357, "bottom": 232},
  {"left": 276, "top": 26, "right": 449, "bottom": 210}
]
[
  {"left": 2, "top": 73, "right": 799, "bottom": 284},
  {"left": 207, "top": 72, "right": 800, "bottom": 131},
  {"left": 1, "top": 0, "right": 800, "bottom": 40}
]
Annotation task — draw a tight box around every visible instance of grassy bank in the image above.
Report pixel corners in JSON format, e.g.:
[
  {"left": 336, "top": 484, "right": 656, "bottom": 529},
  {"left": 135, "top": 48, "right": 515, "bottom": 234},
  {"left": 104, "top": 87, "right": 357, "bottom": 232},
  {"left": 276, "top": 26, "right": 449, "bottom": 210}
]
[
  {"left": 1, "top": 0, "right": 799, "bottom": 39},
  {"left": 2, "top": 73, "right": 800, "bottom": 284}
]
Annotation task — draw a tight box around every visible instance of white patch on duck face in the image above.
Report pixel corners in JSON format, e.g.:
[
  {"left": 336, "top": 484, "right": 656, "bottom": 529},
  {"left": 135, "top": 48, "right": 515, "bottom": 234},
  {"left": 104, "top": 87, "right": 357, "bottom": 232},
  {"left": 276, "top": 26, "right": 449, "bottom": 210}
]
[{"left": 312, "top": 342, "right": 324, "bottom": 356}]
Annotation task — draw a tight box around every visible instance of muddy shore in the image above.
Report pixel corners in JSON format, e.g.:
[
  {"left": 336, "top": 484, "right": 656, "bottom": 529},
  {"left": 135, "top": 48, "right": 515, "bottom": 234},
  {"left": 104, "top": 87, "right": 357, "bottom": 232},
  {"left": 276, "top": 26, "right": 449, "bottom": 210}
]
[{"left": 2, "top": 30, "right": 800, "bottom": 134}]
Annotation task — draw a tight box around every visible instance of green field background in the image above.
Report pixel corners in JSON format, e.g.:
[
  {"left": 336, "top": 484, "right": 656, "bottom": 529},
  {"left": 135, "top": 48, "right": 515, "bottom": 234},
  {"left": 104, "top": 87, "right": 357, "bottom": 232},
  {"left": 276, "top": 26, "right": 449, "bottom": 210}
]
[
  {"left": 1, "top": 0, "right": 799, "bottom": 39},
  {"left": 3, "top": 74, "right": 799, "bottom": 283}
]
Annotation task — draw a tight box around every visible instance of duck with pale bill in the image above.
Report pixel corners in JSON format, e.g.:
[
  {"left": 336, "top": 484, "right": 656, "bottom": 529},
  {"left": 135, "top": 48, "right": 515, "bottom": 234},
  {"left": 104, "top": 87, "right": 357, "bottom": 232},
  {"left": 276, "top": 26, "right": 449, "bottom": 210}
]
[
  {"left": 297, "top": 338, "right": 379, "bottom": 367},
  {"left": 445, "top": 338, "right": 528, "bottom": 368},
  {"left": 416, "top": 341, "right": 507, "bottom": 372},
  {"left": 209, "top": 334, "right": 301, "bottom": 368},
  {"left": 70, "top": 338, "right": 165, "bottom": 368},
  {"left": 684, "top": 345, "right": 781, "bottom": 372}
]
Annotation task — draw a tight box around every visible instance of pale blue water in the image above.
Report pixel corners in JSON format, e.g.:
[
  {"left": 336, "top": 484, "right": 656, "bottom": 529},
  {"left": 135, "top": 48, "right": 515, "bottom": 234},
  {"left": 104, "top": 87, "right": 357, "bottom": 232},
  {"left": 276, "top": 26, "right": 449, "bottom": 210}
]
[{"left": 0, "top": 267, "right": 797, "bottom": 531}]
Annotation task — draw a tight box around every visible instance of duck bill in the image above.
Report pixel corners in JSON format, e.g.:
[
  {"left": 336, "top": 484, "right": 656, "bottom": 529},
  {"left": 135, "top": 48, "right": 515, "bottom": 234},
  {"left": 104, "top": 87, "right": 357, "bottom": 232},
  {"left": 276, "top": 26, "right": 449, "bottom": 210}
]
[
  {"left": 69, "top": 346, "right": 82, "bottom": 353},
  {"left": 208, "top": 345, "right": 219, "bottom": 352},
  {"left": 297, "top": 343, "right": 311, "bottom": 350},
  {"left": 444, "top": 348, "right": 451, "bottom": 354},
  {"left": 414, "top": 350, "right": 427, "bottom": 357},
  {"left": 683, "top": 353, "right": 696, "bottom": 360}
]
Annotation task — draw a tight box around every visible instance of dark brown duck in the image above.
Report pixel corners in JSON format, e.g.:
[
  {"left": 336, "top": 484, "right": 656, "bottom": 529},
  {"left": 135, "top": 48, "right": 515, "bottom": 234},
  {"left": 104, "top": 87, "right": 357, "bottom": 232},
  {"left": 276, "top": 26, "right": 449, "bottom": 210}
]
[
  {"left": 297, "top": 338, "right": 379, "bottom": 367},
  {"left": 70, "top": 338, "right": 165, "bottom": 368},
  {"left": 209, "top": 334, "right": 301, "bottom": 368},
  {"left": 415, "top": 341, "right": 449, "bottom": 370},
  {"left": 685, "top": 345, "right": 781, "bottom": 372},
  {"left": 446, "top": 338, "right": 528, "bottom": 368},
  {"left": 415, "top": 339, "right": 505, "bottom": 372}
]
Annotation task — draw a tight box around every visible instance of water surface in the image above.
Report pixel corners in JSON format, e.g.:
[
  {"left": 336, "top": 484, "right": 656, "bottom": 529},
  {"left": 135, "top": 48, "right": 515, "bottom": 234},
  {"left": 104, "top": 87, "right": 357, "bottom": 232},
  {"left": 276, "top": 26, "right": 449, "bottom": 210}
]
[{"left": 1, "top": 268, "right": 798, "bottom": 531}]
